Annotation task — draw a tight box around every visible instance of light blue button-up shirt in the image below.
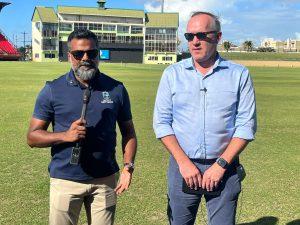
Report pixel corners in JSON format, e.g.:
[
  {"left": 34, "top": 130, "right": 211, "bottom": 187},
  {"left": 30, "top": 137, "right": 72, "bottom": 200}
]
[{"left": 153, "top": 55, "right": 257, "bottom": 159}]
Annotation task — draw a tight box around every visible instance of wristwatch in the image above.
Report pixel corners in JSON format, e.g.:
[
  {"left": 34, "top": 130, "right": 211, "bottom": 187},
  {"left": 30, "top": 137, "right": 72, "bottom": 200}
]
[
  {"left": 123, "top": 162, "right": 135, "bottom": 171},
  {"left": 216, "top": 157, "right": 229, "bottom": 169}
]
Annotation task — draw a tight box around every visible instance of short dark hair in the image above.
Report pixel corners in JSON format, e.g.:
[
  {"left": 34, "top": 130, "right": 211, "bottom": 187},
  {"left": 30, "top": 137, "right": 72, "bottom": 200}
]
[
  {"left": 67, "top": 29, "right": 98, "bottom": 50},
  {"left": 190, "top": 11, "right": 221, "bottom": 32}
]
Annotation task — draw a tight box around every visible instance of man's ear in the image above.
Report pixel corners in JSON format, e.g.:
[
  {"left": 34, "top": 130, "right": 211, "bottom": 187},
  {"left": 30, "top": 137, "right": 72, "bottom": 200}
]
[
  {"left": 68, "top": 52, "right": 71, "bottom": 63},
  {"left": 217, "top": 32, "right": 222, "bottom": 44}
]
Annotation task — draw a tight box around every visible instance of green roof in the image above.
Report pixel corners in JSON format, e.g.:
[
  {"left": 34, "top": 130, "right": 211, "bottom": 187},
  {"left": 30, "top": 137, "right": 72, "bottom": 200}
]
[
  {"left": 32, "top": 7, "right": 58, "bottom": 23},
  {"left": 58, "top": 6, "right": 145, "bottom": 19},
  {"left": 146, "top": 13, "right": 179, "bottom": 28}
]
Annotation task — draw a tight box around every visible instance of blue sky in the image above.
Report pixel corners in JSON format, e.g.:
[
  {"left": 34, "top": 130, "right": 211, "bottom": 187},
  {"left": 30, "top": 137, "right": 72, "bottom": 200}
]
[{"left": 1, "top": 0, "right": 300, "bottom": 49}]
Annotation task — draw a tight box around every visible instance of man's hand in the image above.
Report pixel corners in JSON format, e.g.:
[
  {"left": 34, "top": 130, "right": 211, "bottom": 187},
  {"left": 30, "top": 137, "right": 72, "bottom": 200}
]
[
  {"left": 114, "top": 167, "right": 133, "bottom": 195},
  {"left": 63, "top": 119, "right": 86, "bottom": 142},
  {"left": 179, "top": 159, "right": 202, "bottom": 190},
  {"left": 202, "top": 163, "right": 226, "bottom": 191}
]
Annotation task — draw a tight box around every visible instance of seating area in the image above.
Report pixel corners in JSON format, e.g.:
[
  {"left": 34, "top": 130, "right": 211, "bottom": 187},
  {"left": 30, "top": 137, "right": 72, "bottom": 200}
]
[{"left": 0, "top": 32, "right": 21, "bottom": 60}]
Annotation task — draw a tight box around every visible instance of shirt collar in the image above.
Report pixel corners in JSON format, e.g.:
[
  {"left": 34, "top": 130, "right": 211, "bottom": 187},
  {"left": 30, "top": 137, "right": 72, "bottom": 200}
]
[{"left": 184, "top": 52, "right": 228, "bottom": 72}]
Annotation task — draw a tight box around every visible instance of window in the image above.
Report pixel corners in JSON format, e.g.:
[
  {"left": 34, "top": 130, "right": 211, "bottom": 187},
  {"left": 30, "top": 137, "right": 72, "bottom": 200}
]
[
  {"left": 42, "top": 23, "right": 58, "bottom": 37},
  {"left": 35, "top": 22, "right": 41, "bottom": 31},
  {"left": 74, "top": 23, "right": 88, "bottom": 31},
  {"left": 103, "top": 24, "right": 116, "bottom": 31},
  {"left": 97, "top": 33, "right": 116, "bottom": 43},
  {"left": 42, "top": 39, "right": 57, "bottom": 50},
  {"left": 131, "top": 36, "right": 143, "bottom": 44},
  {"left": 116, "top": 36, "right": 130, "bottom": 43},
  {"left": 45, "top": 53, "right": 55, "bottom": 58},
  {"left": 131, "top": 26, "right": 143, "bottom": 34},
  {"left": 117, "top": 25, "right": 129, "bottom": 33},
  {"left": 158, "top": 29, "right": 166, "bottom": 34},
  {"left": 89, "top": 23, "right": 102, "bottom": 31},
  {"left": 162, "top": 56, "right": 173, "bottom": 61},
  {"left": 34, "top": 39, "right": 40, "bottom": 45},
  {"left": 148, "top": 56, "right": 158, "bottom": 61},
  {"left": 35, "top": 53, "right": 39, "bottom": 58},
  {"left": 60, "top": 23, "right": 72, "bottom": 31}
]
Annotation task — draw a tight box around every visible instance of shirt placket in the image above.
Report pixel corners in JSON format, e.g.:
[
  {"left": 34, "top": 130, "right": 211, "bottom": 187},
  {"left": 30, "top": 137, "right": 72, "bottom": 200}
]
[{"left": 198, "top": 74, "right": 207, "bottom": 159}]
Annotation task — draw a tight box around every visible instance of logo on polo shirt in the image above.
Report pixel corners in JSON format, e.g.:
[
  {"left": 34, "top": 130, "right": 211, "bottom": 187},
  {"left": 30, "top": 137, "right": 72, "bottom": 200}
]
[{"left": 101, "top": 91, "right": 113, "bottom": 103}]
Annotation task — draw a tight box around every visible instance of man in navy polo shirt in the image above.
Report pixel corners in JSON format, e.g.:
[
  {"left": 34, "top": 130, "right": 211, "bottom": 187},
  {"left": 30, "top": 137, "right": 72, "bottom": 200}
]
[{"left": 27, "top": 29, "right": 137, "bottom": 225}]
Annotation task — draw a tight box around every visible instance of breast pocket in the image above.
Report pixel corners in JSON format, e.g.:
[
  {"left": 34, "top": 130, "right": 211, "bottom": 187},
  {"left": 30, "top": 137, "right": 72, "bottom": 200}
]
[
  {"left": 208, "top": 90, "right": 237, "bottom": 112},
  {"left": 173, "top": 91, "right": 196, "bottom": 108}
]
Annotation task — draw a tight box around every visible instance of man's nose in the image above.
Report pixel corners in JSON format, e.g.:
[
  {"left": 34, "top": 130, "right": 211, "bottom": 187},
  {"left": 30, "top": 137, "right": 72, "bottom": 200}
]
[
  {"left": 82, "top": 52, "right": 89, "bottom": 61},
  {"left": 192, "top": 36, "right": 201, "bottom": 44}
]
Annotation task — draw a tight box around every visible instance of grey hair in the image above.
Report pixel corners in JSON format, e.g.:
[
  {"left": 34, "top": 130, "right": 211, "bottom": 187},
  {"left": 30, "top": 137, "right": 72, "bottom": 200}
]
[{"left": 190, "top": 11, "right": 221, "bottom": 32}]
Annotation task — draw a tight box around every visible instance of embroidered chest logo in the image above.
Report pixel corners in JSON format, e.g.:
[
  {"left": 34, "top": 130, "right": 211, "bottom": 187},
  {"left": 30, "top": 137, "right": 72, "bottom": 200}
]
[{"left": 101, "top": 91, "right": 113, "bottom": 103}]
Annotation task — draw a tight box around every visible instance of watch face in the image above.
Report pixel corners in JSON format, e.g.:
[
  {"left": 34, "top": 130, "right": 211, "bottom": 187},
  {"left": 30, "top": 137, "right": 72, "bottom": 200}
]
[{"left": 217, "top": 158, "right": 227, "bottom": 168}]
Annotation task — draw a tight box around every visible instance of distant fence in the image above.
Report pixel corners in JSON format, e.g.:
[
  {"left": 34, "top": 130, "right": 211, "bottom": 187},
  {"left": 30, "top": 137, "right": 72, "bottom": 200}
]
[{"left": 234, "top": 60, "right": 300, "bottom": 68}]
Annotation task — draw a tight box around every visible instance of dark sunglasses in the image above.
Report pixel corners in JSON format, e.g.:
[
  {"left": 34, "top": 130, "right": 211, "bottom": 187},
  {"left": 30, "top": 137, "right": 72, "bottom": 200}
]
[
  {"left": 70, "top": 49, "right": 99, "bottom": 60},
  {"left": 184, "top": 31, "right": 218, "bottom": 41}
]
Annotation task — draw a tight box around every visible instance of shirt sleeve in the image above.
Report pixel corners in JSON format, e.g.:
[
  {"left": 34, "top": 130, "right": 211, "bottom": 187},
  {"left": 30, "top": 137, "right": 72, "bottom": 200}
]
[
  {"left": 233, "top": 68, "right": 257, "bottom": 141},
  {"left": 153, "top": 67, "right": 175, "bottom": 139},
  {"left": 33, "top": 82, "right": 54, "bottom": 122},
  {"left": 117, "top": 85, "right": 132, "bottom": 122}
]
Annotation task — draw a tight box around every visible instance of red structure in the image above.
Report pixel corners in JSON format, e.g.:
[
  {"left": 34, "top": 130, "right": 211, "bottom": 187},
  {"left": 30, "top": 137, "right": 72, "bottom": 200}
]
[{"left": 0, "top": 2, "right": 21, "bottom": 61}]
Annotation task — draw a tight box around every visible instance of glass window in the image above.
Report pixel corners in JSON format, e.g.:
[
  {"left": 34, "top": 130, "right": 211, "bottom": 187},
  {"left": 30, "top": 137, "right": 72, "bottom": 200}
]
[
  {"left": 74, "top": 23, "right": 88, "bottom": 31},
  {"left": 162, "top": 56, "right": 173, "bottom": 61},
  {"left": 59, "top": 23, "right": 72, "bottom": 31},
  {"left": 35, "top": 22, "right": 41, "bottom": 31},
  {"left": 97, "top": 33, "right": 116, "bottom": 43},
  {"left": 103, "top": 24, "right": 116, "bottom": 31},
  {"left": 42, "top": 39, "right": 57, "bottom": 50},
  {"left": 117, "top": 25, "right": 129, "bottom": 33},
  {"left": 42, "top": 23, "right": 58, "bottom": 37},
  {"left": 89, "top": 23, "right": 102, "bottom": 31},
  {"left": 131, "top": 26, "right": 143, "bottom": 34},
  {"left": 45, "top": 53, "right": 55, "bottom": 58}
]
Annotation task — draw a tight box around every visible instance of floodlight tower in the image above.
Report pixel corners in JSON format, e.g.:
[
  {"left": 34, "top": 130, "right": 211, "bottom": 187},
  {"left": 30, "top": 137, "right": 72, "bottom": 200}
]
[{"left": 0, "top": 2, "right": 10, "bottom": 13}]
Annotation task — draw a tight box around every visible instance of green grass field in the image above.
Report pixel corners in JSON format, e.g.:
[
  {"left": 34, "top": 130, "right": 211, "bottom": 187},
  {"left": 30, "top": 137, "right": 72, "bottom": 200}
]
[
  {"left": 0, "top": 61, "right": 299, "bottom": 225},
  {"left": 219, "top": 52, "right": 300, "bottom": 61}
]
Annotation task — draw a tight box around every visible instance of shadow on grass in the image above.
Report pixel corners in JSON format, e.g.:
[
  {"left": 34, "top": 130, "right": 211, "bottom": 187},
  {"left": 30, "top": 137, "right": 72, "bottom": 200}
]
[
  {"left": 286, "top": 219, "right": 300, "bottom": 225},
  {"left": 238, "top": 216, "right": 278, "bottom": 225}
]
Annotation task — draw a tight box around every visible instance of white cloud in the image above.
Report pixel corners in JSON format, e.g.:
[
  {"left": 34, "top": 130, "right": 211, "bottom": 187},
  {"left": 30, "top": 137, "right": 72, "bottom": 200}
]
[
  {"left": 144, "top": 0, "right": 236, "bottom": 50},
  {"left": 220, "top": 18, "right": 232, "bottom": 25},
  {"left": 144, "top": 0, "right": 300, "bottom": 49}
]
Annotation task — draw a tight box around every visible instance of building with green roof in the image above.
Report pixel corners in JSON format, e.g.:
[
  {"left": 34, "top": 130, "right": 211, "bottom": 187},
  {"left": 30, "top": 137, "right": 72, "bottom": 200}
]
[{"left": 31, "top": 1, "right": 179, "bottom": 64}]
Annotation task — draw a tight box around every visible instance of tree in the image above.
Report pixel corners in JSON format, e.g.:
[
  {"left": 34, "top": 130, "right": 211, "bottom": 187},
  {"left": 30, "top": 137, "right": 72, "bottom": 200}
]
[
  {"left": 243, "top": 40, "right": 254, "bottom": 52},
  {"left": 257, "top": 47, "right": 275, "bottom": 52},
  {"left": 223, "top": 41, "right": 232, "bottom": 52}
]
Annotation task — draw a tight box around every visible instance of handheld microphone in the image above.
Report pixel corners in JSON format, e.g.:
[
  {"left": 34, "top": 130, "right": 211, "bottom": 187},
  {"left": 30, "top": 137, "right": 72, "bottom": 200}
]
[{"left": 70, "top": 87, "right": 91, "bottom": 165}]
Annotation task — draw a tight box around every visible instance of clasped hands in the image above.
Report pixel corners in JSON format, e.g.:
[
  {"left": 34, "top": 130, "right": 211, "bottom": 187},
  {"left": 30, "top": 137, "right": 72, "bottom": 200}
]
[{"left": 179, "top": 160, "right": 226, "bottom": 191}]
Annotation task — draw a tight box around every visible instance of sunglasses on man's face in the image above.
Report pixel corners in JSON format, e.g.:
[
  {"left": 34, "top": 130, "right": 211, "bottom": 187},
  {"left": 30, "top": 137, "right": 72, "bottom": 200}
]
[
  {"left": 70, "top": 49, "right": 99, "bottom": 60},
  {"left": 184, "top": 31, "right": 219, "bottom": 42}
]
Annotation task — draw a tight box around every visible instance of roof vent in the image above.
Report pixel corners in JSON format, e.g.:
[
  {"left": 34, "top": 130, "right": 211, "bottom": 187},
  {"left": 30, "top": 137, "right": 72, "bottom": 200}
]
[{"left": 97, "top": 0, "right": 106, "bottom": 9}]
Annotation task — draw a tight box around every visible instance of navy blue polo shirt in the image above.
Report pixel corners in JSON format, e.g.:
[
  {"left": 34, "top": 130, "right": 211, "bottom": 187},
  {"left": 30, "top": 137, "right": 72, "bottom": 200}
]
[{"left": 33, "top": 69, "right": 132, "bottom": 181}]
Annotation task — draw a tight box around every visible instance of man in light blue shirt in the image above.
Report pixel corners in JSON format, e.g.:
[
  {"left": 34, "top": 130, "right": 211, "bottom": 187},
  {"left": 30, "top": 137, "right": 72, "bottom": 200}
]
[{"left": 153, "top": 11, "right": 256, "bottom": 225}]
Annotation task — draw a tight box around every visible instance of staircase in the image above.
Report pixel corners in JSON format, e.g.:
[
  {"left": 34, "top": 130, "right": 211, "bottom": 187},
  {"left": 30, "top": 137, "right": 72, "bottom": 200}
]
[{"left": 0, "top": 29, "right": 21, "bottom": 60}]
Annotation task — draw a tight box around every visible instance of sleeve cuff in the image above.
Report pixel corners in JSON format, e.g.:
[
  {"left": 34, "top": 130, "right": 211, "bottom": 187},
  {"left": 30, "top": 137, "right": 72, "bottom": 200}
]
[
  {"left": 33, "top": 113, "right": 52, "bottom": 122},
  {"left": 154, "top": 126, "right": 175, "bottom": 139},
  {"left": 233, "top": 126, "right": 255, "bottom": 141}
]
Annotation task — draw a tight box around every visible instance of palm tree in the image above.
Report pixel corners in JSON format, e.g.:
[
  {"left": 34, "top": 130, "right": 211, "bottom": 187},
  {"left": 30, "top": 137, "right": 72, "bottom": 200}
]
[
  {"left": 243, "top": 40, "right": 253, "bottom": 52},
  {"left": 223, "top": 41, "right": 232, "bottom": 52}
]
